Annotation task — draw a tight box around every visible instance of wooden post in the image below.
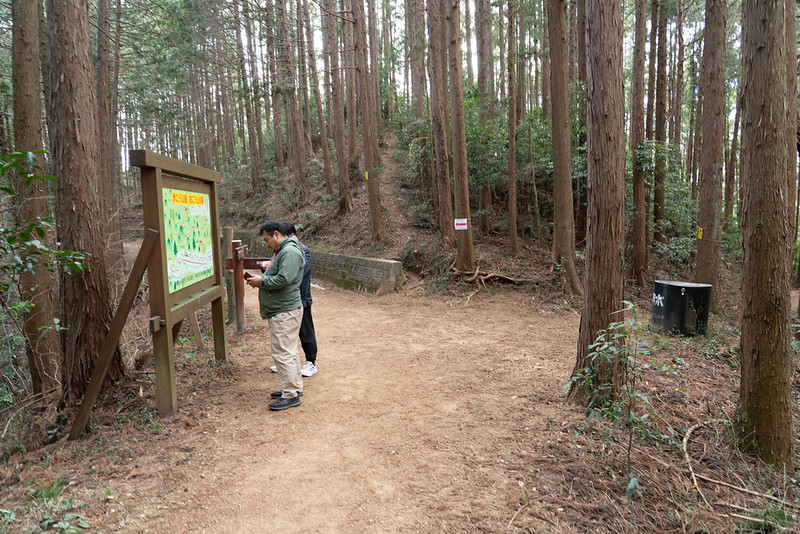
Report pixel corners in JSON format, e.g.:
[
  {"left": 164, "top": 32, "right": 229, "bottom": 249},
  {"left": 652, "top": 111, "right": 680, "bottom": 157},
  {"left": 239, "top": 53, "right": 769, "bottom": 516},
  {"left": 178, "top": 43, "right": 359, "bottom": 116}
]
[
  {"left": 188, "top": 312, "right": 204, "bottom": 349},
  {"left": 222, "top": 227, "right": 235, "bottom": 323},
  {"left": 141, "top": 166, "right": 178, "bottom": 416},
  {"left": 69, "top": 228, "right": 159, "bottom": 439},
  {"left": 232, "top": 239, "right": 246, "bottom": 333}
]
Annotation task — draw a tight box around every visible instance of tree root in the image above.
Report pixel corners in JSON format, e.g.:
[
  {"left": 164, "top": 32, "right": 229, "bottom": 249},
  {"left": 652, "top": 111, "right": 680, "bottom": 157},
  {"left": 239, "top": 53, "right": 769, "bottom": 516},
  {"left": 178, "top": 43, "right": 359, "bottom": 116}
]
[{"left": 450, "top": 265, "right": 537, "bottom": 287}]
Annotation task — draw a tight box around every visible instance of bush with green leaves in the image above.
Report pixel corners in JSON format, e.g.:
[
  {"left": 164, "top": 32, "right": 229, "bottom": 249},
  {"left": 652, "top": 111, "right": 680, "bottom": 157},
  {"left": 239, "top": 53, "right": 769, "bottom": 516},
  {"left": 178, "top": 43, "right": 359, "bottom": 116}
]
[
  {"left": 566, "top": 302, "right": 683, "bottom": 491},
  {"left": 0, "top": 151, "right": 87, "bottom": 408}
]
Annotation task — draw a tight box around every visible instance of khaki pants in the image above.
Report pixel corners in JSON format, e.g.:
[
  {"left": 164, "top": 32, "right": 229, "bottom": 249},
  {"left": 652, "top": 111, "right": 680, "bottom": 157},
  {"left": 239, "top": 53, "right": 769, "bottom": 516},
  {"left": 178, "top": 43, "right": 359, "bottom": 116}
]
[{"left": 268, "top": 307, "right": 303, "bottom": 398}]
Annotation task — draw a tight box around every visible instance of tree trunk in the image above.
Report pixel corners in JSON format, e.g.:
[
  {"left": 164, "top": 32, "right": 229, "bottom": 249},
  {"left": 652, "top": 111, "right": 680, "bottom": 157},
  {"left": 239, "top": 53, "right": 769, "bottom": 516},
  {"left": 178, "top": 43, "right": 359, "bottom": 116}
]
[
  {"left": 353, "top": 0, "right": 386, "bottom": 240},
  {"left": 264, "top": 0, "right": 286, "bottom": 168},
  {"left": 323, "top": 0, "right": 354, "bottom": 212},
  {"left": 723, "top": 92, "right": 740, "bottom": 230},
  {"left": 645, "top": 0, "right": 657, "bottom": 140},
  {"left": 507, "top": 0, "right": 519, "bottom": 253},
  {"left": 670, "top": 0, "right": 684, "bottom": 151},
  {"left": 695, "top": 0, "right": 726, "bottom": 311},
  {"left": 244, "top": 2, "right": 266, "bottom": 164},
  {"left": 12, "top": 0, "right": 60, "bottom": 394},
  {"left": 786, "top": 2, "right": 798, "bottom": 250},
  {"left": 368, "top": 0, "right": 381, "bottom": 130},
  {"left": 738, "top": 0, "right": 795, "bottom": 469},
  {"left": 465, "top": 0, "right": 474, "bottom": 88},
  {"left": 96, "top": 0, "right": 123, "bottom": 294},
  {"left": 549, "top": 0, "right": 582, "bottom": 295},
  {"left": 233, "top": 0, "right": 262, "bottom": 191},
  {"left": 448, "top": 0, "right": 476, "bottom": 271},
  {"left": 427, "top": 0, "right": 456, "bottom": 249},
  {"left": 570, "top": 0, "right": 625, "bottom": 405},
  {"left": 302, "top": 0, "right": 334, "bottom": 194},
  {"left": 343, "top": 0, "right": 359, "bottom": 173},
  {"left": 476, "top": 0, "right": 495, "bottom": 233},
  {"left": 409, "top": 0, "right": 426, "bottom": 118},
  {"left": 629, "top": 0, "right": 647, "bottom": 286},
  {"left": 652, "top": 0, "right": 667, "bottom": 243},
  {"left": 277, "top": 0, "right": 307, "bottom": 195},
  {"left": 296, "top": 0, "right": 314, "bottom": 154},
  {"left": 541, "top": 2, "right": 551, "bottom": 121},
  {"left": 47, "top": 0, "right": 124, "bottom": 407}
]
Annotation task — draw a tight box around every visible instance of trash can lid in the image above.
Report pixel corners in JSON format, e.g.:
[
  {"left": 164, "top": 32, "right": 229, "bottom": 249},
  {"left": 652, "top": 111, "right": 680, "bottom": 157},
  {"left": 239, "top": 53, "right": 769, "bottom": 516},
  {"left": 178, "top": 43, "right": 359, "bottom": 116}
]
[{"left": 654, "top": 280, "right": 712, "bottom": 289}]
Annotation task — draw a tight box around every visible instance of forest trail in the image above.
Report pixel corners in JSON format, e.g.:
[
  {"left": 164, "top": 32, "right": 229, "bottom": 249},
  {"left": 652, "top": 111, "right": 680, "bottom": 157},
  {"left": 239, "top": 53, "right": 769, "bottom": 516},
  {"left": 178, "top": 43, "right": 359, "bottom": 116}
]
[{"left": 105, "top": 281, "right": 579, "bottom": 532}]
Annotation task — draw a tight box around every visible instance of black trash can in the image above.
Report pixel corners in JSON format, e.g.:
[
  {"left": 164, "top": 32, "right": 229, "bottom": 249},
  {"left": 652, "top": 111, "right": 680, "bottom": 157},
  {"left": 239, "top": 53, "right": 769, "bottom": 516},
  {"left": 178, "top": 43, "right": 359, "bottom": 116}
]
[{"left": 651, "top": 280, "right": 712, "bottom": 336}]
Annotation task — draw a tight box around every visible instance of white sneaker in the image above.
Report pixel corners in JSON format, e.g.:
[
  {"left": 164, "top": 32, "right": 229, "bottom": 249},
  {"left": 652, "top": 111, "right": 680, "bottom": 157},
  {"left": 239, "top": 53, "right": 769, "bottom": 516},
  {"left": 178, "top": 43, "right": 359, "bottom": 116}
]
[
  {"left": 269, "top": 365, "right": 277, "bottom": 373},
  {"left": 301, "top": 361, "right": 318, "bottom": 377}
]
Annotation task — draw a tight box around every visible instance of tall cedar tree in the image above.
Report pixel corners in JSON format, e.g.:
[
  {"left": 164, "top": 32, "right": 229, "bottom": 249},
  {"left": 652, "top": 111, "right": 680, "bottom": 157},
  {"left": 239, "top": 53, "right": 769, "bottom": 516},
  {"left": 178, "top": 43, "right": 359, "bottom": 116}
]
[
  {"left": 570, "top": 0, "right": 625, "bottom": 403},
  {"left": 652, "top": 0, "right": 668, "bottom": 243},
  {"left": 232, "top": 0, "right": 262, "bottom": 191},
  {"left": 448, "top": 0, "right": 476, "bottom": 270},
  {"left": 277, "top": 0, "right": 307, "bottom": 195},
  {"left": 695, "top": 0, "right": 726, "bottom": 310},
  {"left": 476, "top": 0, "right": 494, "bottom": 233},
  {"left": 12, "top": 0, "right": 60, "bottom": 393},
  {"left": 629, "top": 0, "right": 647, "bottom": 286},
  {"left": 353, "top": 0, "right": 387, "bottom": 240},
  {"left": 302, "top": 0, "right": 334, "bottom": 194},
  {"left": 322, "top": 0, "right": 353, "bottom": 212},
  {"left": 507, "top": 0, "right": 519, "bottom": 253},
  {"left": 47, "top": 0, "right": 124, "bottom": 407},
  {"left": 426, "top": 0, "right": 456, "bottom": 249},
  {"left": 738, "top": 0, "right": 795, "bottom": 469},
  {"left": 549, "top": 0, "right": 582, "bottom": 295}
]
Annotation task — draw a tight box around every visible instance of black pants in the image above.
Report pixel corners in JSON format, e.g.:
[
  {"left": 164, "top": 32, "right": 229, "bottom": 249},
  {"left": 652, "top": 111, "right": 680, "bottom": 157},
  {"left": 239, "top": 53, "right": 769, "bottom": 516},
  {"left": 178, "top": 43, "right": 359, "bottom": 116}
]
[{"left": 299, "top": 305, "right": 317, "bottom": 362}]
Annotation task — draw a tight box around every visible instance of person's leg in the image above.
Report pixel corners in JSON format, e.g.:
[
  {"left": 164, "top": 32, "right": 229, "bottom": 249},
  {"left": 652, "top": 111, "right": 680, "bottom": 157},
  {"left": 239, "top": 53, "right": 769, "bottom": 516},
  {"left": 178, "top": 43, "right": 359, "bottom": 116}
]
[
  {"left": 268, "top": 308, "right": 303, "bottom": 397},
  {"left": 299, "top": 305, "right": 317, "bottom": 363}
]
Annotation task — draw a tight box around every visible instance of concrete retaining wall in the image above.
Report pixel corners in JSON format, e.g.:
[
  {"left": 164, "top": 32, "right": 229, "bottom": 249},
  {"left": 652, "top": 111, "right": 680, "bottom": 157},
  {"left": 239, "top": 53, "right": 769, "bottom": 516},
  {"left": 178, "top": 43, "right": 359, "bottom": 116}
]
[{"left": 311, "top": 252, "right": 405, "bottom": 295}]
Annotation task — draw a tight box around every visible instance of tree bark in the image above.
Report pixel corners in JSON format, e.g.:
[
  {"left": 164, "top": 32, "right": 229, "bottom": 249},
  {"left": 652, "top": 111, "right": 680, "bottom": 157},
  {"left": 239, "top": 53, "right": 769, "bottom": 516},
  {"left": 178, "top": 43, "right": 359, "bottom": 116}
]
[
  {"left": 409, "top": 0, "right": 426, "bottom": 118},
  {"left": 549, "top": 0, "right": 582, "bottom": 295},
  {"left": 264, "top": 0, "right": 286, "bottom": 168},
  {"left": 645, "top": 0, "right": 657, "bottom": 141},
  {"left": 629, "top": 0, "right": 647, "bottom": 286},
  {"left": 277, "top": 0, "right": 307, "bottom": 195},
  {"left": 465, "top": 0, "right": 474, "bottom": 88},
  {"left": 302, "top": 0, "right": 334, "bottom": 194},
  {"left": 233, "top": 0, "right": 262, "bottom": 191},
  {"left": 507, "top": 0, "right": 519, "bottom": 253},
  {"left": 323, "top": 0, "right": 354, "bottom": 212},
  {"left": 476, "top": 0, "right": 495, "bottom": 233},
  {"left": 448, "top": 0, "right": 476, "bottom": 270},
  {"left": 695, "top": 0, "right": 726, "bottom": 310},
  {"left": 541, "top": 2, "right": 551, "bottom": 121},
  {"left": 738, "top": 0, "right": 795, "bottom": 469},
  {"left": 723, "top": 92, "right": 740, "bottom": 231},
  {"left": 652, "top": 0, "right": 667, "bottom": 243},
  {"left": 47, "top": 0, "right": 124, "bottom": 407},
  {"left": 427, "top": 0, "right": 456, "bottom": 249},
  {"left": 570, "top": 0, "right": 625, "bottom": 405},
  {"left": 354, "top": 0, "right": 386, "bottom": 240},
  {"left": 12, "top": 0, "right": 61, "bottom": 394}
]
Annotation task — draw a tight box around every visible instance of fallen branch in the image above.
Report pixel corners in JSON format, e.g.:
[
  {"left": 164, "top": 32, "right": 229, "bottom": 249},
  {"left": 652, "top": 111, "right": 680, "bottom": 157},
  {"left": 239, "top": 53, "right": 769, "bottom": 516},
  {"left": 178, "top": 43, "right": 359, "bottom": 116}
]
[
  {"left": 683, "top": 421, "right": 712, "bottom": 508},
  {"left": 699, "top": 474, "right": 800, "bottom": 511}
]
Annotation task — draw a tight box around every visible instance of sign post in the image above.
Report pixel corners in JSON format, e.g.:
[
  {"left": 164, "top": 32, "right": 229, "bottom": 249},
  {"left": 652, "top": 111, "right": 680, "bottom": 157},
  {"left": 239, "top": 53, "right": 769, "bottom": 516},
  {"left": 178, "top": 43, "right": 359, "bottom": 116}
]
[{"left": 131, "top": 150, "right": 227, "bottom": 416}]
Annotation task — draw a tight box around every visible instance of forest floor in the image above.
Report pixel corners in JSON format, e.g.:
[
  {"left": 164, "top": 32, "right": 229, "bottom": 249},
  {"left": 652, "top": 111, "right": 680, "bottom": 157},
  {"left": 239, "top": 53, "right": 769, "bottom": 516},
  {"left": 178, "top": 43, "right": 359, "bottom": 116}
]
[{"left": 2, "top": 136, "right": 800, "bottom": 533}]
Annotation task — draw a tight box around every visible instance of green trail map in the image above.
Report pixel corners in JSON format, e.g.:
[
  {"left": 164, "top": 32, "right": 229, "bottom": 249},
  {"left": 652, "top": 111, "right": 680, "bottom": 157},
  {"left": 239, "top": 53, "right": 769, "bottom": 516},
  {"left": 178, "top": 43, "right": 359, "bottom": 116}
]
[{"left": 163, "top": 188, "right": 214, "bottom": 293}]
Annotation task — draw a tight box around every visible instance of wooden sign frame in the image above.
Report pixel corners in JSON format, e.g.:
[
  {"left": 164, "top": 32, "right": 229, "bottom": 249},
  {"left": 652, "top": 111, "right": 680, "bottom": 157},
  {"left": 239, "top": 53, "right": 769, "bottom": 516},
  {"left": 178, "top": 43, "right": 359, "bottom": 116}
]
[{"left": 131, "top": 150, "right": 227, "bottom": 416}]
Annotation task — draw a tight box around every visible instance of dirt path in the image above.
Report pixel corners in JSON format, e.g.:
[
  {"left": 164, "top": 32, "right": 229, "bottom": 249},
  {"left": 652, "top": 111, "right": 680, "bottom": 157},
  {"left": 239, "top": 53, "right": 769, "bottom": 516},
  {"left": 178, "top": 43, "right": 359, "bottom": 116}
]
[{"left": 94, "top": 279, "right": 579, "bottom": 532}]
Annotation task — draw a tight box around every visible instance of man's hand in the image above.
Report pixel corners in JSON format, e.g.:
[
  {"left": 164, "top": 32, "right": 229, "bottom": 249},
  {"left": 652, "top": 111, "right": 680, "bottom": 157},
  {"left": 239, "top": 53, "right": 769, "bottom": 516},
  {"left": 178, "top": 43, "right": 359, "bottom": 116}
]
[{"left": 246, "top": 275, "right": 262, "bottom": 288}]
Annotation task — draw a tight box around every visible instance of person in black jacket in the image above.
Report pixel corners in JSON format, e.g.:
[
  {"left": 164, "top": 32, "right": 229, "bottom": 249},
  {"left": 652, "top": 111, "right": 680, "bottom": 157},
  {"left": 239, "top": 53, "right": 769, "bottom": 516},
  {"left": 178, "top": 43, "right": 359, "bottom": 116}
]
[{"left": 269, "top": 222, "right": 318, "bottom": 377}]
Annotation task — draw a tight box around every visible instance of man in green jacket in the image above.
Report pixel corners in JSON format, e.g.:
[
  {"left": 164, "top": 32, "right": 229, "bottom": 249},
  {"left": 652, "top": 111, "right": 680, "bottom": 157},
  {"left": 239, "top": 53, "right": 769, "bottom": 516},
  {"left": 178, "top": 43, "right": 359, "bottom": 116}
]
[{"left": 246, "top": 220, "right": 305, "bottom": 411}]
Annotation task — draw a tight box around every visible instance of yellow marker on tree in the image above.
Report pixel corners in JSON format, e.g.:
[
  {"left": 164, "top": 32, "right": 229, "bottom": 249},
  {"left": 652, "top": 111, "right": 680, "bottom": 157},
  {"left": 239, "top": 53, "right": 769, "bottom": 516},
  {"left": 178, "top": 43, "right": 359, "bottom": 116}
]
[
  {"left": 365, "top": 171, "right": 369, "bottom": 181},
  {"left": 697, "top": 227, "right": 703, "bottom": 240}
]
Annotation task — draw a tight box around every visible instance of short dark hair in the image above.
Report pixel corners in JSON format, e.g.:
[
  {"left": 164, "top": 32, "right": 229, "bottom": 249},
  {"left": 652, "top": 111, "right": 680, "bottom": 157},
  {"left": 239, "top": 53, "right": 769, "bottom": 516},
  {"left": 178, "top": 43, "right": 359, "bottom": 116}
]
[
  {"left": 259, "top": 220, "right": 285, "bottom": 237},
  {"left": 281, "top": 222, "right": 297, "bottom": 236}
]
